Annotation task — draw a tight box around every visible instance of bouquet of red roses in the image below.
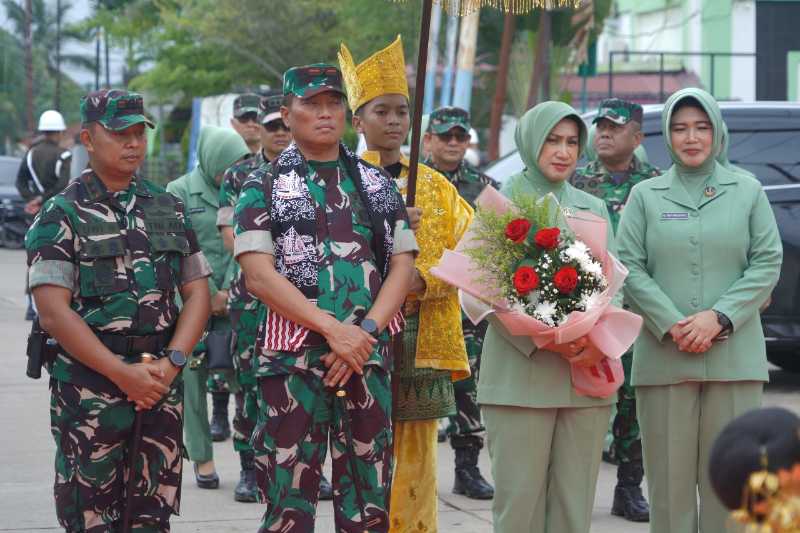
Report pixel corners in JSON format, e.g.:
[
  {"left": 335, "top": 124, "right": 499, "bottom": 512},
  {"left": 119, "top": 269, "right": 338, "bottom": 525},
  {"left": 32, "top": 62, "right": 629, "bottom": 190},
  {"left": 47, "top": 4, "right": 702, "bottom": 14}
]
[{"left": 430, "top": 188, "right": 642, "bottom": 398}]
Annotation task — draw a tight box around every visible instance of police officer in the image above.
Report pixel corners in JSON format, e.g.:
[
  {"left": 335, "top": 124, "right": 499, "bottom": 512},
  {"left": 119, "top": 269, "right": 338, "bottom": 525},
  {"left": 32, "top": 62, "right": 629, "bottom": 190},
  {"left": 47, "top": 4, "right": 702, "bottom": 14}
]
[
  {"left": 25, "top": 89, "right": 211, "bottom": 532},
  {"left": 423, "top": 106, "right": 497, "bottom": 500},
  {"left": 17, "top": 109, "right": 72, "bottom": 320},
  {"left": 572, "top": 98, "right": 660, "bottom": 522},
  {"left": 207, "top": 93, "right": 264, "bottom": 443},
  {"left": 235, "top": 63, "right": 417, "bottom": 532},
  {"left": 167, "top": 125, "right": 250, "bottom": 489}
]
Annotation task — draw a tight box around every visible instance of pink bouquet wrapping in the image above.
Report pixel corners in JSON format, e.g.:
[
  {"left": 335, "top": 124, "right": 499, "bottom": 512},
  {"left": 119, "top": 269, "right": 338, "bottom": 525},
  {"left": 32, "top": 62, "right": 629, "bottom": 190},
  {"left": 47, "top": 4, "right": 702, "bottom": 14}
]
[{"left": 430, "top": 187, "right": 643, "bottom": 398}]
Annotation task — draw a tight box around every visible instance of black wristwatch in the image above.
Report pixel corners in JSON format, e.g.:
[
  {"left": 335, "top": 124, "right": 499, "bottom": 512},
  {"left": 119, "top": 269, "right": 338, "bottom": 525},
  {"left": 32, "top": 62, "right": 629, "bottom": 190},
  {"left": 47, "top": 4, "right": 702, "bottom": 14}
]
[
  {"left": 713, "top": 310, "right": 732, "bottom": 335},
  {"left": 360, "top": 318, "right": 378, "bottom": 337},
  {"left": 165, "top": 349, "right": 188, "bottom": 369}
]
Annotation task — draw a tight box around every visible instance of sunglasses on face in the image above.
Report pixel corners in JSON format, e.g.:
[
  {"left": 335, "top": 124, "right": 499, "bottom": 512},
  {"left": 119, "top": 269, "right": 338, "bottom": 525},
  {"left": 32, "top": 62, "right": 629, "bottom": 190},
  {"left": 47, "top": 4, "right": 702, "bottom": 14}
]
[
  {"left": 436, "top": 130, "right": 470, "bottom": 143},
  {"left": 236, "top": 113, "right": 259, "bottom": 124},
  {"left": 263, "top": 120, "right": 289, "bottom": 133}
]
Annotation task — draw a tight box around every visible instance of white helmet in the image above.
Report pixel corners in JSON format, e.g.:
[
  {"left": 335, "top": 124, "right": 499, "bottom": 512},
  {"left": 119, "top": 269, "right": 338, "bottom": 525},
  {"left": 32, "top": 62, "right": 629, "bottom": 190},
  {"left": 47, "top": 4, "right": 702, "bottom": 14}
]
[{"left": 38, "top": 110, "right": 66, "bottom": 132}]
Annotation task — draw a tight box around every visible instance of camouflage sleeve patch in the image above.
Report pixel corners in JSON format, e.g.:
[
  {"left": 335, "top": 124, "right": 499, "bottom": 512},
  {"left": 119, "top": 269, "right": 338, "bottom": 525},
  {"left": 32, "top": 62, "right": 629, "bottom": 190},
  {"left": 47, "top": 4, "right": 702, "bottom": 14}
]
[
  {"left": 28, "top": 259, "right": 75, "bottom": 290},
  {"left": 216, "top": 206, "right": 234, "bottom": 227},
  {"left": 180, "top": 251, "right": 213, "bottom": 284},
  {"left": 392, "top": 219, "right": 419, "bottom": 256},
  {"left": 234, "top": 230, "right": 275, "bottom": 258},
  {"left": 234, "top": 173, "right": 270, "bottom": 237},
  {"left": 219, "top": 167, "right": 238, "bottom": 209},
  {"left": 25, "top": 201, "right": 76, "bottom": 265}
]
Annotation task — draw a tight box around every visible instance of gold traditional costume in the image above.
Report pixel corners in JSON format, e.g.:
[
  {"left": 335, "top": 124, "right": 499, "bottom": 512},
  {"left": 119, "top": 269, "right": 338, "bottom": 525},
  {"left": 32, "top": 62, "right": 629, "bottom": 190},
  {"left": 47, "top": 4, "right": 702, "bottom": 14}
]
[{"left": 339, "top": 36, "right": 472, "bottom": 533}]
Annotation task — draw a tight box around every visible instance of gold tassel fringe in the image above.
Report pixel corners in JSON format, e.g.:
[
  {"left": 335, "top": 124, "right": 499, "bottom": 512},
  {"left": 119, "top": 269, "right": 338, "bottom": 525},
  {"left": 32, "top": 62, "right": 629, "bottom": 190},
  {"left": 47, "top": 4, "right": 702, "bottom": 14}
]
[{"left": 392, "top": 0, "right": 582, "bottom": 16}]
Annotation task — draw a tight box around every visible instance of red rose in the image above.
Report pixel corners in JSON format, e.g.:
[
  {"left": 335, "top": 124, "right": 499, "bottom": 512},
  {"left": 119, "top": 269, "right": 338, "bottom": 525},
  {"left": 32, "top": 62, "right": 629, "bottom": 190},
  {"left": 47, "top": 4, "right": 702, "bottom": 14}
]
[
  {"left": 534, "top": 227, "right": 561, "bottom": 249},
  {"left": 505, "top": 219, "right": 532, "bottom": 244},
  {"left": 513, "top": 266, "right": 540, "bottom": 296},
  {"left": 553, "top": 266, "right": 579, "bottom": 294}
]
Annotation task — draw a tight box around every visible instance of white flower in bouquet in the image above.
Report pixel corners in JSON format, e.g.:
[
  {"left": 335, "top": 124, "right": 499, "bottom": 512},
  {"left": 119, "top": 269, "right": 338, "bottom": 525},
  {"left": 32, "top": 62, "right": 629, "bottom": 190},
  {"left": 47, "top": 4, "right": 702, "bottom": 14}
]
[
  {"left": 581, "top": 259, "right": 604, "bottom": 279},
  {"left": 580, "top": 291, "right": 603, "bottom": 312},
  {"left": 533, "top": 300, "right": 558, "bottom": 326},
  {"left": 563, "top": 241, "right": 591, "bottom": 264}
]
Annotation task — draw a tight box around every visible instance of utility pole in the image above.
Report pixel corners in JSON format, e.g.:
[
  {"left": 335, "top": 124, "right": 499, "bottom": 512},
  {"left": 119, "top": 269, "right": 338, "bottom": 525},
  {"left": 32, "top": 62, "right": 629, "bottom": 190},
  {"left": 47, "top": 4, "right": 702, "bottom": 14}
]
[
  {"left": 527, "top": 11, "right": 552, "bottom": 109},
  {"left": 440, "top": 1, "right": 459, "bottom": 108},
  {"left": 422, "top": 3, "right": 442, "bottom": 115},
  {"left": 452, "top": 8, "right": 479, "bottom": 111},
  {"left": 56, "top": 0, "right": 62, "bottom": 110},
  {"left": 104, "top": 27, "right": 110, "bottom": 88},
  {"left": 24, "top": 0, "right": 34, "bottom": 134},
  {"left": 488, "top": 12, "right": 516, "bottom": 161},
  {"left": 95, "top": 29, "right": 100, "bottom": 90}
]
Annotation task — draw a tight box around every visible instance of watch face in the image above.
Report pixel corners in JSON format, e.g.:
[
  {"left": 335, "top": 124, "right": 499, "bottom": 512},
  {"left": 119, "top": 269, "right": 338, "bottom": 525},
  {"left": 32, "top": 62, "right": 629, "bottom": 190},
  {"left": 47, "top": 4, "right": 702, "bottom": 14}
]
[
  {"left": 168, "top": 350, "right": 187, "bottom": 368},
  {"left": 361, "top": 319, "right": 378, "bottom": 335}
]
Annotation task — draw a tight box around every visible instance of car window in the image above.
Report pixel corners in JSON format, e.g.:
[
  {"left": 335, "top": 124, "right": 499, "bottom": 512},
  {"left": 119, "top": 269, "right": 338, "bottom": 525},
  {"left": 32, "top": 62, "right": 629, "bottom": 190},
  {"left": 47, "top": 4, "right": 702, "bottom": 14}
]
[
  {"left": 0, "top": 159, "right": 19, "bottom": 186},
  {"left": 728, "top": 130, "right": 800, "bottom": 186}
]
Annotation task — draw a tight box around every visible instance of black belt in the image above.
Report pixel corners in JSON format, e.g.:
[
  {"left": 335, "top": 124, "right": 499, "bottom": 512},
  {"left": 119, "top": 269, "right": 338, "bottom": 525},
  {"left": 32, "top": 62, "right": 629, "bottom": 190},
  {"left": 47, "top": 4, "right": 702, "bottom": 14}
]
[{"left": 94, "top": 327, "right": 174, "bottom": 356}]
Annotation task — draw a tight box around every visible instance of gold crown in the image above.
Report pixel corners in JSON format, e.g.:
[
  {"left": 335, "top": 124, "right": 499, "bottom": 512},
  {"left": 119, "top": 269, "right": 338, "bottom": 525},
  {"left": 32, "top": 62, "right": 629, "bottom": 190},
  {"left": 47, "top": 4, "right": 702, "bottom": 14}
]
[{"left": 337, "top": 35, "right": 409, "bottom": 113}]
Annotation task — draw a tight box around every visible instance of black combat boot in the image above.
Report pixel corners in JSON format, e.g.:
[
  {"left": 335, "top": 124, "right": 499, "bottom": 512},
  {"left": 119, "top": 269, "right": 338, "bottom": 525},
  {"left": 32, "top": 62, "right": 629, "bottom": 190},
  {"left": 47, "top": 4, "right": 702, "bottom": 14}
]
[
  {"left": 234, "top": 450, "right": 258, "bottom": 503},
  {"left": 210, "top": 392, "right": 231, "bottom": 442},
  {"left": 611, "top": 461, "right": 650, "bottom": 522},
  {"left": 318, "top": 474, "right": 333, "bottom": 501},
  {"left": 453, "top": 446, "right": 494, "bottom": 500}
]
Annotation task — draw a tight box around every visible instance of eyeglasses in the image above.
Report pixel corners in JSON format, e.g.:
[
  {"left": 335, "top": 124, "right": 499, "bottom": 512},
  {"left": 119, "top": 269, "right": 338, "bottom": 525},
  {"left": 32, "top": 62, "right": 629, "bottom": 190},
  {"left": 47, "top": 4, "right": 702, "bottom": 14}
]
[
  {"left": 436, "top": 130, "right": 470, "bottom": 143},
  {"left": 263, "top": 120, "right": 289, "bottom": 133},
  {"left": 236, "top": 113, "right": 259, "bottom": 124}
]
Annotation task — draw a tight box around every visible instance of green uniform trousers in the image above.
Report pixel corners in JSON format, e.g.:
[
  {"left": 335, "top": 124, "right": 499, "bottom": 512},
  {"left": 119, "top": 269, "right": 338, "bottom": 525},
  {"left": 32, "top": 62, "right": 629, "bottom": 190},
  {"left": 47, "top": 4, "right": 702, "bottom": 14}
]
[
  {"left": 483, "top": 404, "right": 611, "bottom": 533},
  {"left": 183, "top": 360, "right": 214, "bottom": 463},
  {"left": 637, "top": 381, "right": 763, "bottom": 533}
]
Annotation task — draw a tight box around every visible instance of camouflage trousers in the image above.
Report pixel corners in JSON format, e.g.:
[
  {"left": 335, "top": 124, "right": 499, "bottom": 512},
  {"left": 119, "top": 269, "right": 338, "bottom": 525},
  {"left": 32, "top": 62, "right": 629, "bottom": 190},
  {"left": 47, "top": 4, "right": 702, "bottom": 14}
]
[
  {"left": 50, "top": 377, "right": 183, "bottom": 533},
  {"left": 230, "top": 305, "right": 259, "bottom": 453},
  {"left": 253, "top": 365, "right": 393, "bottom": 533},
  {"left": 610, "top": 352, "right": 643, "bottom": 465},
  {"left": 448, "top": 319, "right": 487, "bottom": 449}
]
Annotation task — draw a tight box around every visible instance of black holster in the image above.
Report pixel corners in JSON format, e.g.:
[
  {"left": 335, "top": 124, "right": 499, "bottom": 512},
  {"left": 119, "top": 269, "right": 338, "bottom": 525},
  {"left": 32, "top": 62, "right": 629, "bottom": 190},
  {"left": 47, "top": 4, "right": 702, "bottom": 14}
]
[{"left": 26, "top": 319, "right": 58, "bottom": 379}]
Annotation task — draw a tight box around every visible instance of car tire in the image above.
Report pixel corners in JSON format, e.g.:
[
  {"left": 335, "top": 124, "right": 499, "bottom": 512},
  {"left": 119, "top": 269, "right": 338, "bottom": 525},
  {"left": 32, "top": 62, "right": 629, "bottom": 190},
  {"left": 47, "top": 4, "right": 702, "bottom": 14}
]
[
  {"left": 767, "top": 350, "right": 800, "bottom": 373},
  {"left": 0, "top": 226, "right": 23, "bottom": 249}
]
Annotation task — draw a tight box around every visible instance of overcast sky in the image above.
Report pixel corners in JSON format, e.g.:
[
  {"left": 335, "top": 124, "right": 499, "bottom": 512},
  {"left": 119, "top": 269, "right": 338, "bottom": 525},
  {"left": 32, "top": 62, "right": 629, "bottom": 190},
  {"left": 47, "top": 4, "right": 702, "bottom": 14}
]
[{"left": 1, "top": 0, "right": 125, "bottom": 88}]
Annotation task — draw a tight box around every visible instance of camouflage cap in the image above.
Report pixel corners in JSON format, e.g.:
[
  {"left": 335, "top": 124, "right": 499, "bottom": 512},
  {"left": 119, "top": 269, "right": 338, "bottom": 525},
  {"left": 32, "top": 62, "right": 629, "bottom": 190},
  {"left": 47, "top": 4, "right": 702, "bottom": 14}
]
[
  {"left": 80, "top": 89, "right": 155, "bottom": 131},
  {"left": 428, "top": 106, "right": 471, "bottom": 134},
  {"left": 259, "top": 94, "right": 284, "bottom": 124},
  {"left": 283, "top": 63, "right": 346, "bottom": 99},
  {"left": 593, "top": 98, "right": 643, "bottom": 126},
  {"left": 233, "top": 93, "right": 261, "bottom": 118}
]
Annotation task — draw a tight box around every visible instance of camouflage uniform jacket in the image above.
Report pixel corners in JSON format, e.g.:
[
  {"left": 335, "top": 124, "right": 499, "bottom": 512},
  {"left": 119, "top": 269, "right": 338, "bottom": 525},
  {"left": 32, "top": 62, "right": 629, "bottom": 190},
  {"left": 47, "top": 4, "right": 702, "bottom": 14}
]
[
  {"left": 234, "top": 143, "right": 417, "bottom": 376},
  {"left": 218, "top": 150, "right": 267, "bottom": 311},
  {"left": 25, "top": 168, "right": 212, "bottom": 391},
  {"left": 425, "top": 159, "right": 499, "bottom": 208},
  {"left": 571, "top": 156, "right": 662, "bottom": 233}
]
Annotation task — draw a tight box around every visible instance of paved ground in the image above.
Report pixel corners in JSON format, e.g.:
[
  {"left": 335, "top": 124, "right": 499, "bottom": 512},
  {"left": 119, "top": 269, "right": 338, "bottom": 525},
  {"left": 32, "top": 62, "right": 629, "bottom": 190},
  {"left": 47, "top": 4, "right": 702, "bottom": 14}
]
[{"left": 1, "top": 248, "right": 798, "bottom": 532}]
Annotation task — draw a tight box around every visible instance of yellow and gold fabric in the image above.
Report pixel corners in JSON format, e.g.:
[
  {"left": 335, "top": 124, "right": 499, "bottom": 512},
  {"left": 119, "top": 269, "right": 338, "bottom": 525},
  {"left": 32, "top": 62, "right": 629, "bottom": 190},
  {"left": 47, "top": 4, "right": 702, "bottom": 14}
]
[{"left": 338, "top": 35, "right": 409, "bottom": 113}]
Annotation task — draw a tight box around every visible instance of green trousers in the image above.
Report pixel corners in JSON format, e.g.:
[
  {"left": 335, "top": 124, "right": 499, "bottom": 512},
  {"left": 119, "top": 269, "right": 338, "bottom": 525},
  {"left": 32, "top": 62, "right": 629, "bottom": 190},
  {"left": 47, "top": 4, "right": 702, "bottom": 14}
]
[
  {"left": 483, "top": 404, "right": 611, "bottom": 533},
  {"left": 637, "top": 381, "right": 763, "bottom": 533},
  {"left": 182, "top": 361, "right": 214, "bottom": 463}
]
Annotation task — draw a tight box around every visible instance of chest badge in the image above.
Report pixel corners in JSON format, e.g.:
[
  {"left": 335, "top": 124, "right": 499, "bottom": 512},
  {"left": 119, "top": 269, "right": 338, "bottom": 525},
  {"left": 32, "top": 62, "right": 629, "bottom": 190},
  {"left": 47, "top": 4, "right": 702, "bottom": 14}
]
[{"left": 704, "top": 186, "right": 716, "bottom": 198}]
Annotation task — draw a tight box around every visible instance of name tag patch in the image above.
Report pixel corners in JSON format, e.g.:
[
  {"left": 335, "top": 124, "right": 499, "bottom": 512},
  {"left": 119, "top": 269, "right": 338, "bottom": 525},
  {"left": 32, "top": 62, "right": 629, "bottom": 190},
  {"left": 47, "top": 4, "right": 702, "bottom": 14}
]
[
  {"left": 661, "top": 212, "right": 689, "bottom": 220},
  {"left": 188, "top": 207, "right": 206, "bottom": 214}
]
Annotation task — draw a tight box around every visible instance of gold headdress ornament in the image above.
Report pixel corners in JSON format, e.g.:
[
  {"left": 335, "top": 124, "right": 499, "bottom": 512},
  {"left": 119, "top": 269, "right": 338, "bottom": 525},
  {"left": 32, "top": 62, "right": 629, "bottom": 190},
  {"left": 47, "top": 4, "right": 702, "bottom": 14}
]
[
  {"left": 391, "top": 0, "right": 580, "bottom": 16},
  {"left": 337, "top": 35, "right": 410, "bottom": 113}
]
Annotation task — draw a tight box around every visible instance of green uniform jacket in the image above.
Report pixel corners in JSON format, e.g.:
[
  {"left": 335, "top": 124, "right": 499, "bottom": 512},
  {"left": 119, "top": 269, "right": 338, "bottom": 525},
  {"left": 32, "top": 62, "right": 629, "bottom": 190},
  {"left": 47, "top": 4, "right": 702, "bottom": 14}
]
[
  {"left": 477, "top": 101, "right": 618, "bottom": 409},
  {"left": 617, "top": 165, "right": 782, "bottom": 386}
]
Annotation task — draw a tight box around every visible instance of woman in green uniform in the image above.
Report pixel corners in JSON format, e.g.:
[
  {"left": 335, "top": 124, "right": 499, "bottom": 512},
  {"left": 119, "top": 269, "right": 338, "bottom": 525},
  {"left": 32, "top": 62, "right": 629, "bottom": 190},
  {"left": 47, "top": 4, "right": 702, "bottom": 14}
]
[
  {"left": 479, "top": 101, "right": 617, "bottom": 533},
  {"left": 167, "top": 125, "right": 250, "bottom": 488},
  {"left": 616, "top": 87, "right": 783, "bottom": 533}
]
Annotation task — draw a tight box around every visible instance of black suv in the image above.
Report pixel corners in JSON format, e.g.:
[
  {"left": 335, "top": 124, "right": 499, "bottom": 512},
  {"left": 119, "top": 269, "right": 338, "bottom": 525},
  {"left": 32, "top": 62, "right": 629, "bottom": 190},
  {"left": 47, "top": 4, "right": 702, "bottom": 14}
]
[{"left": 485, "top": 102, "right": 800, "bottom": 371}]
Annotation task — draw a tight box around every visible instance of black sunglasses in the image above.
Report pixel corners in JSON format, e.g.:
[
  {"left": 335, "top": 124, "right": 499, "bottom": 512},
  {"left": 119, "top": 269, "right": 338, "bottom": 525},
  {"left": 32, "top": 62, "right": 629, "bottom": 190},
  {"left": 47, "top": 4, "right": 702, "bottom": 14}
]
[
  {"left": 436, "top": 130, "right": 470, "bottom": 143},
  {"left": 263, "top": 120, "right": 289, "bottom": 133},
  {"left": 236, "top": 112, "right": 259, "bottom": 124}
]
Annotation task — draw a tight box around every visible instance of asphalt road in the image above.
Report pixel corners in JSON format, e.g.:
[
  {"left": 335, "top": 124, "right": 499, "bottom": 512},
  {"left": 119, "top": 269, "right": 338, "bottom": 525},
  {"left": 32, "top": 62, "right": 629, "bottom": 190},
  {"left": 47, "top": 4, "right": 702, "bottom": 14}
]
[{"left": 1, "top": 248, "right": 798, "bottom": 532}]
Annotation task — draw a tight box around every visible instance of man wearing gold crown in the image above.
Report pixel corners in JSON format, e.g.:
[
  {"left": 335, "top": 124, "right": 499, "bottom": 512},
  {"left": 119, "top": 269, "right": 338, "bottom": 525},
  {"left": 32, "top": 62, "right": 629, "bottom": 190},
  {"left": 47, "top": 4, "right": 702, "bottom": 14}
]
[{"left": 339, "top": 36, "right": 473, "bottom": 532}]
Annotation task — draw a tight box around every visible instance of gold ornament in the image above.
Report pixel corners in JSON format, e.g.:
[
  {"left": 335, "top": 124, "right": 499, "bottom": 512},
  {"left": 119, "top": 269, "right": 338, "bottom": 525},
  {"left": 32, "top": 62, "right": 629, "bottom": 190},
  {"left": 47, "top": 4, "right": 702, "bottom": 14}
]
[
  {"left": 391, "top": 0, "right": 581, "bottom": 16},
  {"left": 338, "top": 35, "right": 410, "bottom": 113}
]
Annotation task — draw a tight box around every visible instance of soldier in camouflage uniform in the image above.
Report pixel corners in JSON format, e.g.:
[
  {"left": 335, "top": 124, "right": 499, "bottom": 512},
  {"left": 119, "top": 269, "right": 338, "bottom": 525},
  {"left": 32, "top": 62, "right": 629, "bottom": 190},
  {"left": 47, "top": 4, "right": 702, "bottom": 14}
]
[
  {"left": 572, "top": 98, "right": 661, "bottom": 523},
  {"left": 25, "top": 89, "right": 211, "bottom": 532},
  {"left": 234, "top": 65, "right": 417, "bottom": 533},
  {"left": 423, "top": 106, "right": 497, "bottom": 500},
  {"left": 206, "top": 93, "right": 265, "bottom": 442}
]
